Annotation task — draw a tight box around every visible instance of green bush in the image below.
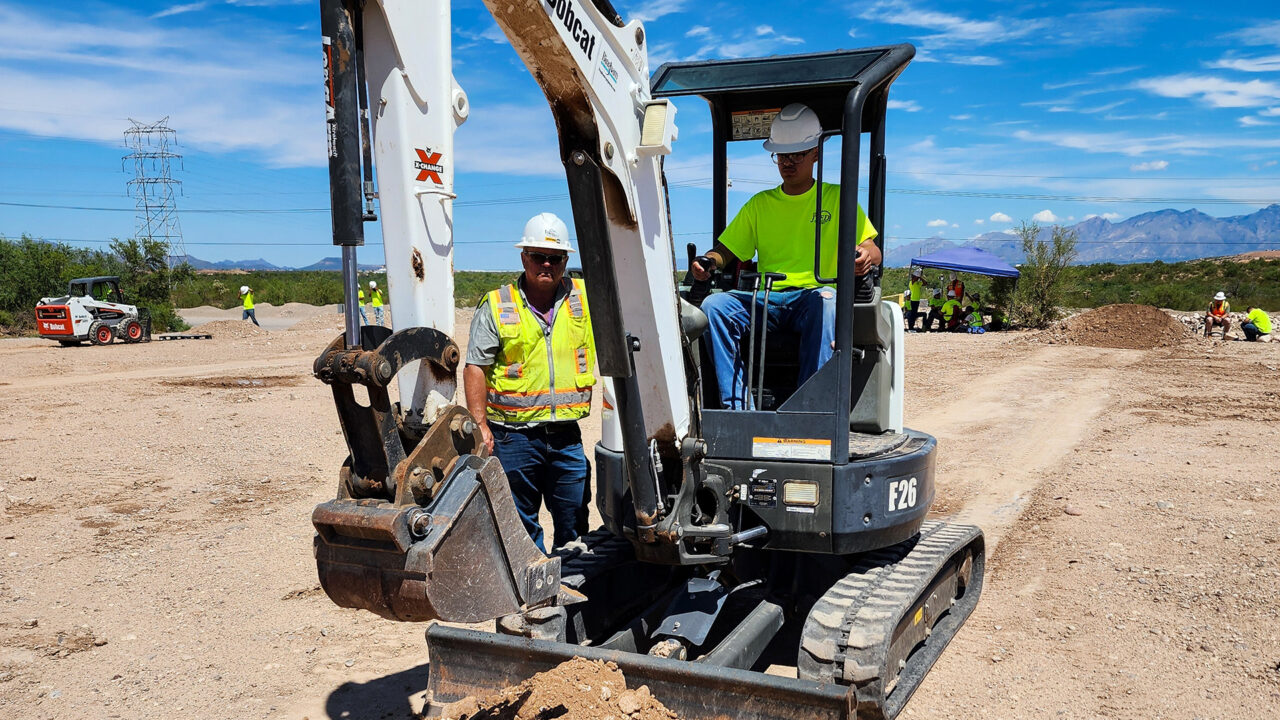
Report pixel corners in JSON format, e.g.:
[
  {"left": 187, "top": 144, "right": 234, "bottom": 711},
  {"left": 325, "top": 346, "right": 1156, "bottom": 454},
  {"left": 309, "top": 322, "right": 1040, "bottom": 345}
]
[{"left": 1011, "top": 222, "right": 1078, "bottom": 329}]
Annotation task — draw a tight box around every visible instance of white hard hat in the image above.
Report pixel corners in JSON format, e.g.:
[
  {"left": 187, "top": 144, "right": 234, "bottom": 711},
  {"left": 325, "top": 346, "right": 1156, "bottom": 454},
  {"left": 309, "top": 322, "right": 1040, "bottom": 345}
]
[
  {"left": 947, "top": 289, "right": 956, "bottom": 298},
  {"left": 910, "top": 266, "right": 923, "bottom": 276},
  {"left": 516, "top": 212, "right": 575, "bottom": 253},
  {"left": 240, "top": 285, "right": 249, "bottom": 294},
  {"left": 369, "top": 281, "right": 377, "bottom": 288},
  {"left": 763, "top": 103, "right": 822, "bottom": 154},
  {"left": 1213, "top": 291, "right": 1226, "bottom": 301}
]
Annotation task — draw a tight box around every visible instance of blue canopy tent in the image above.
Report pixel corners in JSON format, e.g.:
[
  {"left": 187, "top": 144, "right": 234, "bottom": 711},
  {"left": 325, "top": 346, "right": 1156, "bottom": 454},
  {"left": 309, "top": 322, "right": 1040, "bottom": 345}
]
[{"left": 909, "top": 246, "right": 1020, "bottom": 278}]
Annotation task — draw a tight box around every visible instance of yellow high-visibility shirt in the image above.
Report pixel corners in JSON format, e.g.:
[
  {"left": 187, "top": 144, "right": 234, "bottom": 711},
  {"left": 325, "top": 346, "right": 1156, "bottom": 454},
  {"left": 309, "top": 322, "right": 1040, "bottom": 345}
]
[
  {"left": 242, "top": 291, "right": 254, "bottom": 310},
  {"left": 1247, "top": 308, "right": 1272, "bottom": 334},
  {"left": 718, "top": 182, "right": 877, "bottom": 290}
]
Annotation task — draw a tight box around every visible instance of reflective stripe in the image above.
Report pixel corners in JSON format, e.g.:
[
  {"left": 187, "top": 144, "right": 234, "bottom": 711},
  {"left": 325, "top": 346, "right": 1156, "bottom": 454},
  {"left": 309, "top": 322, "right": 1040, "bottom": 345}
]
[
  {"left": 487, "top": 389, "right": 590, "bottom": 408},
  {"left": 576, "top": 347, "right": 588, "bottom": 373},
  {"left": 496, "top": 285, "right": 520, "bottom": 325},
  {"left": 567, "top": 283, "right": 584, "bottom": 318}
]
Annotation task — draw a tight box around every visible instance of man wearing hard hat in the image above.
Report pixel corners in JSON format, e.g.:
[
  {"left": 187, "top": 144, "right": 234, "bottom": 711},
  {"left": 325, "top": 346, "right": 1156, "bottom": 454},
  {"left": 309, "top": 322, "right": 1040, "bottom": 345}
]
[
  {"left": 368, "top": 280, "right": 385, "bottom": 326},
  {"left": 239, "top": 285, "right": 260, "bottom": 327},
  {"left": 690, "top": 103, "right": 881, "bottom": 409},
  {"left": 907, "top": 266, "right": 926, "bottom": 331},
  {"left": 463, "top": 212, "right": 596, "bottom": 553},
  {"left": 1205, "top": 291, "right": 1231, "bottom": 339}
]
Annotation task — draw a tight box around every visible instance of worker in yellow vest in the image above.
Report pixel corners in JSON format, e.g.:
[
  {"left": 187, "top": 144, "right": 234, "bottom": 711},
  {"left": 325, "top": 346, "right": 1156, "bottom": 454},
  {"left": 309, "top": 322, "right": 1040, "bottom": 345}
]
[
  {"left": 940, "top": 289, "right": 963, "bottom": 331},
  {"left": 239, "top": 285, "right": 260, "bottom": 327},
  {"left": 368, "top": 280, "right": 386, "bottom": 326},
  {"left": 355, "top": 287, "right": 369, "bottom": 325},
  {"left": 907, "top": 266, "right": 925, "bottom": 331},
  {"left": 1204, "top": 291, "right": 1231, "bottom": 339},
  {"left": 1242, "top": 306, "right": 1272, "bottom": 342},
  {"left": 463, "top": 212, "right": 596, "bottom": 552}
]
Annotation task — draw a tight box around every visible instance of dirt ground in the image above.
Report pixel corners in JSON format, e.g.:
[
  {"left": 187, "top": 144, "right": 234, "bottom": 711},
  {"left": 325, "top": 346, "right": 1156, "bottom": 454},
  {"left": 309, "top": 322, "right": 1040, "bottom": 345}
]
[{"left": 1, "top": 306, "right": 1278, "bottom": 719}]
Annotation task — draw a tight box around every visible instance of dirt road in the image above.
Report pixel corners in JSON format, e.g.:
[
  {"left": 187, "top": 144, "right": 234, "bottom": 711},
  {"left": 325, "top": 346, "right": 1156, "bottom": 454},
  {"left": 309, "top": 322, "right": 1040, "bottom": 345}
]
[{"left": 1, "top": 311, "right": 1277, "bottom": 719}]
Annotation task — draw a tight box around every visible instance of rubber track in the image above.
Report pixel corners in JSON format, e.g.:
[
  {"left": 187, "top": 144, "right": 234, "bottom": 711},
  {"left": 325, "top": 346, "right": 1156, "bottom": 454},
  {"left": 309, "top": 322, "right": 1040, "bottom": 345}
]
[{"left": 797, "top": 521, "right": 982, "bottom": 720}]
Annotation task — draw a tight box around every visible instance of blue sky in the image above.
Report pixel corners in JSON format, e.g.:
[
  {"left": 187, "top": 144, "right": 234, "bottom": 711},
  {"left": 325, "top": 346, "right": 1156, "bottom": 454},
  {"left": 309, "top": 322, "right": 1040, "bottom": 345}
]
[{"left": 1, "top": 0, "right": 1279, "bottom": 270}]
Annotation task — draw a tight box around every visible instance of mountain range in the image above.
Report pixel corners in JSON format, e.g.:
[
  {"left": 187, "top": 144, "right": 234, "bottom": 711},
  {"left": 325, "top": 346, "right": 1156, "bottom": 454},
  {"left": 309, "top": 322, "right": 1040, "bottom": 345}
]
[
  {"left": 886, "top": 204, "right": 1280, "bottom": 266},
  {"left": 170, "top": 255, "right": 384, "bottom": 272}
]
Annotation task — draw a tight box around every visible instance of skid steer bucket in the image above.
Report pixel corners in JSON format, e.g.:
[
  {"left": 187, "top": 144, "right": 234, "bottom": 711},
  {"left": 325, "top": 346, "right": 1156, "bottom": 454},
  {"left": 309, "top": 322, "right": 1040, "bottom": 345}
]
[{"left": 425, "top": 625, "right": 855, "bottom": 720}]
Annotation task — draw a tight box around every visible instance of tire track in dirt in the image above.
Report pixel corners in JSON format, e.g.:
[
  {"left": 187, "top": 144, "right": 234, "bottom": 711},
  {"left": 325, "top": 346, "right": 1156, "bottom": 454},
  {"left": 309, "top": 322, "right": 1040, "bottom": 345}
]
[{"left": 913, "top": 345, "right": 1144, "bottom": 550}]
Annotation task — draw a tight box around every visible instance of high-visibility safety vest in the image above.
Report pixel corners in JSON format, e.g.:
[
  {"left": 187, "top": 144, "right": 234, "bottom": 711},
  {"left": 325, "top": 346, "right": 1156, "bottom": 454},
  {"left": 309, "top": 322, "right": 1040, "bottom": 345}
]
[
  {"left": 358, "top": 289, "right": 366, "bottom": 304},
  {"left": 909, "top": 278, "right": 923, "bottom": 301},
  {"left": 1209, "top": 300, "right": 1229, "bottom": 317},
  {"left": 242, "top": 291, "right": 254, "bottom": 310},
  {"left": 941, "top": 299, "right": 961, "bottom": 321},
  {"left": 371, "top": 289, "right": 384, "bottom": 307},
  {"left": 484, "top": 279, "right": 596, "bottom": 424}
]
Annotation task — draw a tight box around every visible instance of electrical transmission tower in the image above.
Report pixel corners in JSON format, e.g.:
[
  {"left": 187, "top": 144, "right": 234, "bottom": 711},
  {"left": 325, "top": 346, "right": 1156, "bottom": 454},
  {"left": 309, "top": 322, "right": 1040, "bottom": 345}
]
[{"left": 123, "top": 117, "right": 186, "bottom": 264}]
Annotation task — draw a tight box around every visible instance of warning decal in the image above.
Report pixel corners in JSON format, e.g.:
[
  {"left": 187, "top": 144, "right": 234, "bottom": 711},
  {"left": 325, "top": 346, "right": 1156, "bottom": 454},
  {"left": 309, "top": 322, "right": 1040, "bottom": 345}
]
[
  {"left": 752, "top": 437, "right": 831, "bottom": 461},
  {"left": 414, "top": 148, "right": 445, "bottom": 184}
]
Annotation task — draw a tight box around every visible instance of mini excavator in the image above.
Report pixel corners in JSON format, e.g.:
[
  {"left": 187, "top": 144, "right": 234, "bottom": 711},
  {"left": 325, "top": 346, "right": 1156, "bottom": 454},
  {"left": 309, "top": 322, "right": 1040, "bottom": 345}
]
[{"left": 309, "top": 1, "right": 984, "bottom": 717}]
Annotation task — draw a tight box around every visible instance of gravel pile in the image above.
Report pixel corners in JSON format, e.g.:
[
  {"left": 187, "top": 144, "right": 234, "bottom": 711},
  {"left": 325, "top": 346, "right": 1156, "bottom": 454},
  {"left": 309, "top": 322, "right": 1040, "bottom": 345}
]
[{"left": 194, "top": 319, "right": 269, "bottom": 339}]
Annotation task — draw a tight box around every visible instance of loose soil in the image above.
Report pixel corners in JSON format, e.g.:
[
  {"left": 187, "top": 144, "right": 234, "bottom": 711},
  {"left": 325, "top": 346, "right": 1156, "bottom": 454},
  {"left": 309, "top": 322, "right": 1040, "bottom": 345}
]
[
  {"left": 1, "top": 304, "right": 1277, "bottom": 719},
  {"left": 440, "top": 657, "right": 678, "bottom": 720},
  {"left": 1036, "top": 303, "right": 1193, "bottom": 349}
]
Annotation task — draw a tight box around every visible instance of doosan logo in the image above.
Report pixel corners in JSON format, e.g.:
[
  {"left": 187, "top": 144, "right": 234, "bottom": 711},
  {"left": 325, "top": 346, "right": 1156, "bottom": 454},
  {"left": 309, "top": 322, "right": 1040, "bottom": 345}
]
[{"left": 545, "top": 0, "right": 598, "bottom": 60}]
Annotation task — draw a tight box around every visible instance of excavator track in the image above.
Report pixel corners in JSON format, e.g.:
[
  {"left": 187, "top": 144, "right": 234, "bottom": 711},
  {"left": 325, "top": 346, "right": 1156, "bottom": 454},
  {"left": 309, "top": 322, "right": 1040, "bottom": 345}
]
[{"left": 798, "top": 521, "right": 985, "bottom": 720}]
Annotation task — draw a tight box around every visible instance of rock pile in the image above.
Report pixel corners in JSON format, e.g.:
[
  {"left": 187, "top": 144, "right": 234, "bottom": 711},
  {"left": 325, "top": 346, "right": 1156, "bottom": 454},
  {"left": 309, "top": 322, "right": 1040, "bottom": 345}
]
[
  {"left": 440, "top": 656, "right": 680, "bottom": 720},
  {"left": 193, "top": 319, "right": 268, "bottom": 339},
  {"left": 1037, "top": 304, "right": 1193, "bottom": 350}
]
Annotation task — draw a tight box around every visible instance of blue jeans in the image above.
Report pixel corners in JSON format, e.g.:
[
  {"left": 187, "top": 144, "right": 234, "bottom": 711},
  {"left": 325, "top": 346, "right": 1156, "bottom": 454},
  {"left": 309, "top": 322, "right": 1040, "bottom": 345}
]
[
  {"left": 702, "top": 288, "right": 836, "bottom": 409},
  {"left": 1243, "top": 321, "right": 1267, "bottom": 341},
  {"left": 242, "top": 309, "right": 259, "bottom": 326},
  {"left": 373, "top": 307, "right": 384, "bottom": 326},
  {"left": 490, "top": 422, "right": 589, "bottom": 553},
  {"left": 359, "top": 305, "right": 369, "bottom": 324}
]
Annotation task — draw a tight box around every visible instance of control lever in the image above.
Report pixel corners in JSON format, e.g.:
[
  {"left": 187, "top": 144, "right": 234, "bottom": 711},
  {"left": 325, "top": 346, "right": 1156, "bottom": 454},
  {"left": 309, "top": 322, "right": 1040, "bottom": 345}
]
[
  {"left": 755, "top": 273, "right": 787, "bottom": 408},
  {"left": 685, "top": 243, "right": 714, "bottom": 306},
  {"left": 740, "top": 272, "right": 761, "bottom": 409}
]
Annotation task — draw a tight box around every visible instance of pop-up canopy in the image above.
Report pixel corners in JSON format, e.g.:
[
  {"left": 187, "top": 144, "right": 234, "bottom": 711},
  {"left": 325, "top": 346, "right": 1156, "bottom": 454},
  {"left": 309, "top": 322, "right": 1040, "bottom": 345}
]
[{"left": 910, "top": 246, "right": 1020, "bottom": 278}]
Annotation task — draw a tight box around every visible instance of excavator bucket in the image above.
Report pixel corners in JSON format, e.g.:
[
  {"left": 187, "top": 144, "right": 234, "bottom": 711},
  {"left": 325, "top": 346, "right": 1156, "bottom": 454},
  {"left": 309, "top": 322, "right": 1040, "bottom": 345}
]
[{"left": 426, "top": 625, "right": 855, "bottom": 720}]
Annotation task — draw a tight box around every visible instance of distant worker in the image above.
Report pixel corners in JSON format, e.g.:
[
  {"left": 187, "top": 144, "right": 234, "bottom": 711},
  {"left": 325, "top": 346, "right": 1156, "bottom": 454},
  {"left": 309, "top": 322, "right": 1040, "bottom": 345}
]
[
  {"left": 239, "top": 285, "right": 260, "bottom": 327},
  {"left": 947, "top": 272, "right": 965, "bottom": 304},
  {"left": 369, "top": 280, "right": 386, "bottom": 326},
  {"left": 1242, "top": 306, "right": 1272, "bottom": 342},
  {"left": 355, "top": 286, "right": 369, "bottom": 325},
  {"left": 924, "top": 288, "right": 945, "bottom": 331},
  {"left": 907, "top": 266, "right": 925, "bottom": 331},
  {"left": 1204, "top": 291, "right": 1231, "bottom": 339},
  {"left": 964, "top": 304, "right": 985, "bottom": 334},
  {"left": 689, "top": 103, "right": 881, "bottom": 408},
  {"left": 941, "top": 289, "right": 963, "bottom": 331},
  {"left": 463, "top": 212, "right": 596, "bottom": 553}
]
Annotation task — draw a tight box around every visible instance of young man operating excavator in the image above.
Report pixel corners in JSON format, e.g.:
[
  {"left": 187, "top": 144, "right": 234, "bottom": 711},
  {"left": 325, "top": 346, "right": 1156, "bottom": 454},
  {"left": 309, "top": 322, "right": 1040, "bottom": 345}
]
[{"left": 690, "top": 103, "right": 882, "bottom": 409}]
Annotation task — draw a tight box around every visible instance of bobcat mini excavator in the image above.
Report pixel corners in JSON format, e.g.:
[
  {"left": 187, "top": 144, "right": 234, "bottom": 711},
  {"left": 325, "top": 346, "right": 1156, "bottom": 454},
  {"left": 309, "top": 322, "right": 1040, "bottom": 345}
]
[{"left": 310, "top": 1, "right": 984, "bottom": 717}]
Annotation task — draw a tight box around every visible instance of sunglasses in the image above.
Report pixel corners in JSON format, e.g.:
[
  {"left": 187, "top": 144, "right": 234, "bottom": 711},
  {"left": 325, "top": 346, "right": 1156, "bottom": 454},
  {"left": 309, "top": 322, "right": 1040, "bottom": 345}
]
[
  {"left": 523, "top": 251, "right": 567, "bottom": 266},
  {"left": 771, "top": 150, "right": 813, "bottom": 166}
]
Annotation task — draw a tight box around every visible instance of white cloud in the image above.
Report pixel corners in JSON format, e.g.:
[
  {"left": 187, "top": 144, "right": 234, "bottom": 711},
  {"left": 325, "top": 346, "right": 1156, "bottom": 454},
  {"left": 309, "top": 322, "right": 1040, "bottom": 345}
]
[
  {"left": 1135, "top": 74, "right": 1280, "bottom": 109},
  {"left": 455, "top": 102, "right": 569, "bottom": 176},
  {"left": 1240, "top": 115, "right": 1273, "bottom": 127},
  {"left": 974, "top": 218, "right": 984, "bottom": 225},
  {"left": 153, "top": 2, "right": 208, "bottom": 18},
  {"left": 685, "top": 25, "right": 711, "bottom": 38},
  {"left": 1263, "top": 108, "right": 1280, "bottom": 117},
  {"left": 926, "top": 219, "right": 949, "bottom": 227},
  {"left": 950, "top": 55, "right": 1001, "bottom": 66},
  {"left": 1230, "top": 20, "right": 1280, "bottom": 47},
  {"left": 1130, "top": 160, "right": 1169, "bottom": 172},
  {"left": 951, "top": 223, "right": 959, "bottom": 228},
  {"left": 1084, "top": 212, "right": 1122, "bottom": 221},
  {"left": 858, "top": 1, "right": 1045, "bottom": 47},
  {"left": 950, "top": 114, "right": 972, "bottom": 120},
  {"left": 676, "top": 23, "right": 803, "bottom": 60},
  {"left": 1012, "top": 128, "right": 1280, "bottom": 156},
  {"left": 888, "top": 99, "right": 922, "bottom": 112},
  {"left": 631, "top": 0, "right": 686, "bottom": 22},
  {"left": 990, "top": 212, "right": 1012, "bottom": 223},
  {"left": 0, "top": 5, "right": 319, "bottom": 166},
  {"left": 1208, "top": 54, "right": 1280, "bottom": 73},
  {"left": 1032, "top": 209, "right": 1060, "bottom": 223}
]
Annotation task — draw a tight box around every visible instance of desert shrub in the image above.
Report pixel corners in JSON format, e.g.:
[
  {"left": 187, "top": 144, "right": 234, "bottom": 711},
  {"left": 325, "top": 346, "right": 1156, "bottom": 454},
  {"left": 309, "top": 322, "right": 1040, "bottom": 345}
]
[{"left": 1011, "top": 222, "right": 1078, "bottom": 329}]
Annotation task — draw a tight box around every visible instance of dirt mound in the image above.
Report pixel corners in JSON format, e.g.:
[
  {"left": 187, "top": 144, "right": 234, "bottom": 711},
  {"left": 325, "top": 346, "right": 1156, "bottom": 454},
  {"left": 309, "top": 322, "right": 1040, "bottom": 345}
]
[
  {"left": 1039, "top": 304, "right": 1191, "bottom": 349},
  {"left": 440, "top": 656, "right": 679, "bottom": 720},
  {"left": 194, "top": 319, "right": 268, "bottom": 338},
  {"left": 160, "top": 374, "right": 304, "bottom": 389}
]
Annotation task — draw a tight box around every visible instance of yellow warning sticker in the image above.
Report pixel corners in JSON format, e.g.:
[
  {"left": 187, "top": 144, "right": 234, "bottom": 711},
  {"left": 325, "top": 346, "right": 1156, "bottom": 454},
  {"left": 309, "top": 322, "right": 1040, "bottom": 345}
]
[
  {"left": 752, "top": 437, "right": 831, "bottom": 461},
  {"left": 913, "top": 607, "right": 924, "bottom": 625}
]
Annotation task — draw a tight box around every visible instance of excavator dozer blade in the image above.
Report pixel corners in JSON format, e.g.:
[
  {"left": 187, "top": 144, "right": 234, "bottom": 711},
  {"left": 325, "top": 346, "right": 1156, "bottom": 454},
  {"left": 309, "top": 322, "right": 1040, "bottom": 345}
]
[
  {"left": 313, "top": 454, "right": 560, "bottom": 624},
  {"left": 425, "top": 624, "right": 856, "bottom": 720}
]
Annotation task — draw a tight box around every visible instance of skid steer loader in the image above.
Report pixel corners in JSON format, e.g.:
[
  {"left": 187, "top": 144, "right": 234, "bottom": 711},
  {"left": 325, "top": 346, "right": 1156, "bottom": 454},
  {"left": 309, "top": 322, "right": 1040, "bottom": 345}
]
[{"left": 307, "top": 1, "right": 984, "bottom": 717}]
